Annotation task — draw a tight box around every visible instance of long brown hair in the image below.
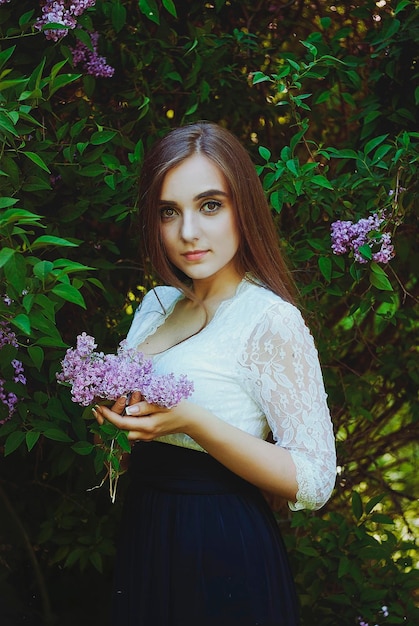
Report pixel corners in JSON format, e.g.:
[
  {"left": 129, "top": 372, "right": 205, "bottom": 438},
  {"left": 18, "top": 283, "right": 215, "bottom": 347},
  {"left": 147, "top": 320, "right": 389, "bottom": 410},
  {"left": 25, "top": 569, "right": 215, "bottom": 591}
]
[{"left": 138, "top": 122, "right": 297, "bottom": 304}]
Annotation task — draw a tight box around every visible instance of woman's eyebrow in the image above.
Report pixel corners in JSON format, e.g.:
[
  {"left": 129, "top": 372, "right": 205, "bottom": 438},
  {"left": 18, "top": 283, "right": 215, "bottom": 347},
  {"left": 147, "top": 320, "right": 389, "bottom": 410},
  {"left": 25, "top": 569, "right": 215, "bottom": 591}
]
[
  {"left": 159, "top": 189, "right": 229, "bottom": 205},
  {"left": 194, "top": 189, "right": 229, "bottom": 201}
]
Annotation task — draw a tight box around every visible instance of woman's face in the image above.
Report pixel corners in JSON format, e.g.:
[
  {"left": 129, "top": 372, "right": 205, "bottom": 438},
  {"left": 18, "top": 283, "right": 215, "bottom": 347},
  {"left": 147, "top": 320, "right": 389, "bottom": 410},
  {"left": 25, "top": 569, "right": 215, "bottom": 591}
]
[{"left": 159, "top": 154, "right": 241, "bottom": 286}]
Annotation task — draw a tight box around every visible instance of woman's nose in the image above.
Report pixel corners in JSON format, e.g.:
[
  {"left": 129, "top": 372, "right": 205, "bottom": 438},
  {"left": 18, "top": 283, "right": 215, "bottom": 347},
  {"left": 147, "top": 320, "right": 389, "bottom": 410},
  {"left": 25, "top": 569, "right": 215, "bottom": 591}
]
[{"left": 180, "top": 211, "right": 199, "bottom": 241}]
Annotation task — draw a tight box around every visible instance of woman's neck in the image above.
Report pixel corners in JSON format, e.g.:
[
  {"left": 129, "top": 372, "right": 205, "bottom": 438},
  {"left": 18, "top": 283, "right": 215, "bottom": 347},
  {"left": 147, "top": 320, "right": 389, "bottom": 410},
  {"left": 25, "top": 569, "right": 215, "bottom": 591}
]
[{"left": 191, "top": 269, "right": 244, "bottom": 306}]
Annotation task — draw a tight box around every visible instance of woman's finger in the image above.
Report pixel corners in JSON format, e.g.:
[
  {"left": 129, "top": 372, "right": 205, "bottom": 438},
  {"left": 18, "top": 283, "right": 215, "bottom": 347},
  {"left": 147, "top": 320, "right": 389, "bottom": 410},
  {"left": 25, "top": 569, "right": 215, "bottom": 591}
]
[
  {"left": 129, "top": 391, "right": 142, "bottom": 405},
  {"left": 94, "top": 404, "right": 154, "bottom": 432},
  {"left": 111, "top": 395, "right": 128, "bottom": 414},
  {"left": 125, "top": 400, "right": 161, "bottom": 416}
]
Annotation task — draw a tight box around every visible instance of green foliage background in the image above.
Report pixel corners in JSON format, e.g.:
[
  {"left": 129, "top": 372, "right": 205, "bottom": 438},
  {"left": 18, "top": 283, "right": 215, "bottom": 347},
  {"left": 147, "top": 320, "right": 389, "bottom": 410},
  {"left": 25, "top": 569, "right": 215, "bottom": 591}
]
[{"left": 0, "top": 1, "right": 418, "bottom": 624}]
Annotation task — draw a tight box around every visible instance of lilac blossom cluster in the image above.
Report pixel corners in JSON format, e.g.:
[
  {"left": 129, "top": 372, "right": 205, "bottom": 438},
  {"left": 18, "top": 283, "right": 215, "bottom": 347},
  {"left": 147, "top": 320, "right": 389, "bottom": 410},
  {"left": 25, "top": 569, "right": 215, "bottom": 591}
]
[
  {"left": 70, "top": 31, "right": 115, "bottom": 78},
  {"left": 331, "top": 213, "right": 395, "bottom": 264},
  {"left": 57, "top": 333, "right": 194, "bottom": 408},
  {"left": 0, "top": 0, "right": 12, "bottom": 5},
  {"left": 0, "top": 322, "right": 27, "bottom": 425},
  {"left": 35, "top": 0, "right": 96, "bottom": 42}
]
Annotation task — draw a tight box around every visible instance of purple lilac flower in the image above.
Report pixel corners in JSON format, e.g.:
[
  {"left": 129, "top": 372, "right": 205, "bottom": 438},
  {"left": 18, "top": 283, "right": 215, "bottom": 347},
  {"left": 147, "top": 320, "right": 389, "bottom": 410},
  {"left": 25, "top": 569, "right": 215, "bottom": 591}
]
[
  {"left": 0, "top": 322, "right": 26, "bottom": 423},
  {"left": 11, "top": 359, "right": 27, "bottom": 385},
  {"left": 0, "top": 0, "right": 12, "bottom": 6},
  {"left": 0, "top": 321, "right": 18, "bottom": 349},
  {"left": 35, "top": 0, "right": 96, "bottom": 42},
  {"left": 70, "top": 31, "right": 115, "bottom": 77},
  {"left": 57, "top": 334, "right": 194, "bottom": 407},
  {"left": 0, "top": 379, "right": 18, "bottom": 424},
  {"left": 142, "top": 373, "right": 195, "bottom": 409},
  {"left": 331, "top": 212, "right": 394, "bottom": 264}
]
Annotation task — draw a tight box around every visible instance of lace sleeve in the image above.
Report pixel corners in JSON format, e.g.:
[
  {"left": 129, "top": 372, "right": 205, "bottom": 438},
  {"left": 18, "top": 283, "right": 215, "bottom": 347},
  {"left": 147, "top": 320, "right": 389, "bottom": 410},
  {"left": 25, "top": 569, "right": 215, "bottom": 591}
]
[{"left": 239, "top": 302, "right": 336, "bottom": 511}]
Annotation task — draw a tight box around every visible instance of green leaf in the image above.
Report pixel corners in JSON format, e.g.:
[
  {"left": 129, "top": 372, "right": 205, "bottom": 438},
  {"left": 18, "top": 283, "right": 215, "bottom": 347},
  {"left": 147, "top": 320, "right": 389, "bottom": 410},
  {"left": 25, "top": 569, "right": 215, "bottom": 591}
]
[
  {"left": 351, "top": 491, "right": 363, "bottom": 520},
  {"left": 286, "top": 159, "right": 299, "bottom": 176},
  {"left": 337, "top": 556, "right": 351, "bottom": 579},
  {"left": 258, "top": 146, "right": 271, "bottom": 162},
  {"left": 116, "top": 431, "right": 131, "bottom": 452},
  {"left": 364, "top": 134, "right": 388, "bottom": 156},
  {"left": 310, "top": 174, "right": 333, "bottom": 190},
  {"left": 372, "top": 143, "right": 392, "bottom": 164},
  {"left": 0, "top": 46, "right": 15, "bottom": 72},
  {"left": 139, "top": 0, "right": 160, "bottom": 24},
  {"left": 4, "top": 252, "right": 26, "bottom": 293},
  {"left": 48, "top": 73, "right": 82, "bottom": 98},
  {"left": 32, "top": 235, "right": 78, "bottom": 249},
  {"left": 79, "top": 164, "right": 106, "bottom": 177},
  {"left": 5, "top": 431, "right": 26, "bottom": 456},
  {"left": 185, "top": 101, "right": 198, "bottom": 116},
  {"left": 33, "top": 260, "right": 54, "bottom": 280},
  {"left": 11, "top": 313, "right": 31, "bottom": 335},
  {"left": 162, "top": 0, "right": 177, "bottom": 17},
  {"left": 26, "top": 431, "right": 41, "bottom": 452},
  {"left": 365, "top": 493, "right": 385, "bottom": 514},
  {"left": 0, "top": 197, "right": 18, "bottom": 209},
  {"left": 300, "top": 40, "right": 318, "bottom": 57},
  {"left": 51, "top": 283, "right": 86, "bottom": 308},
  {"left": 0, "top": 208, "right": 43, "bottom": 226},
  {"left": 72, "top": 28, "right": 93, "bottom": 50},
  {"left": 43, "top": 428, "right": 73, "bottom": 443},
  {"left": 251, "top": 71, "right": 271, "bottom": 85},
  {"left": 358, "top": 244, "right": 372, "bottom": 261},
  {"left": 395, "top": 0, "right": 411, "bottom": 13},
  {"left": 72, "top": 441, "right": 95, "bottom": 455},
  {"left": 53, "top": 259, "right": 94, "bottom": 274},
  {"left": 0, "top": 247, "right": 15, "bottom": 268},
  {"left": 318, "top": 256, "right": 332, "bottom": 282},
  {"left": 90, "top": 130, "right": 117, "bottom": 145},
  {"left": 112, "top": 1, "right": 127, "bottom": 32},
  {"left": 0, "top": 111, "right": 19, "bottom": 136},
  {"left": 369, "top": 270, "right": 393, "bottom": 291},
  {"left": 28, "top": 345, "right": 44, "bottom": 370},
  {"left": 0, "top": 79, "right": 28, "bottom": 92},
  {"left": 23, "top": 151, "right": 51, "bottom": 173}
]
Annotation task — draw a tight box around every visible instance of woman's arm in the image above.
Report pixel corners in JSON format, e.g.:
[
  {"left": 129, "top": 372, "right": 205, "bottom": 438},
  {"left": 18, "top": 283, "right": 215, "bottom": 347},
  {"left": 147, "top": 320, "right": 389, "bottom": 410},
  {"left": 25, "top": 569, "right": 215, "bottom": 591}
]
[
  {"left": 93, "top": 300, "right": 336, "bottom": 510},
  {"left": 93, "top": 398, "right": 299, "bottom": 502}
]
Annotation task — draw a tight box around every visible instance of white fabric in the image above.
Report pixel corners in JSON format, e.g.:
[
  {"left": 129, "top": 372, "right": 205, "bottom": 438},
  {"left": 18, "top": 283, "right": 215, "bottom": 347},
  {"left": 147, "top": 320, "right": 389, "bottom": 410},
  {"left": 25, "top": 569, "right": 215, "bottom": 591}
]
[{"left": 125, "top": 277, "right": 336, "bottom": 511}]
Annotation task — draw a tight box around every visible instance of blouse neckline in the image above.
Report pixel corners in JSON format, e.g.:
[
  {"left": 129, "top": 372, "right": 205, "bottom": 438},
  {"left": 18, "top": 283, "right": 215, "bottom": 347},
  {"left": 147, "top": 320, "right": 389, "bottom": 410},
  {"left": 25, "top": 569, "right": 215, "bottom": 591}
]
[{"left": 149, "top": 275, "right": 253, "bottom": 356}]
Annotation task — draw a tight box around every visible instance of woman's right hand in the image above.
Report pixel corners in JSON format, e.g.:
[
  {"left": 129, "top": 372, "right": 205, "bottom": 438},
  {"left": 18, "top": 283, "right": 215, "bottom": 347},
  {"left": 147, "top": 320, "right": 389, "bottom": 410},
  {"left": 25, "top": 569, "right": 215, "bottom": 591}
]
[{"left": 93, "top": 391, "right": 143, "bottom": 470}]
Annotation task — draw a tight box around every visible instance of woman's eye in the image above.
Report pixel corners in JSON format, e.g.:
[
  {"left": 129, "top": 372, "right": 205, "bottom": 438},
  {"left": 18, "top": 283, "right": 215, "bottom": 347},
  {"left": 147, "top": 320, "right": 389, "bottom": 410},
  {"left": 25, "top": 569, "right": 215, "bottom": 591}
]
[
  {"left": 202, "top": 200, "right": 221, "bottom": 213},
  {"left": 160, "top": 207, "right": 177, "bottom": 219}
]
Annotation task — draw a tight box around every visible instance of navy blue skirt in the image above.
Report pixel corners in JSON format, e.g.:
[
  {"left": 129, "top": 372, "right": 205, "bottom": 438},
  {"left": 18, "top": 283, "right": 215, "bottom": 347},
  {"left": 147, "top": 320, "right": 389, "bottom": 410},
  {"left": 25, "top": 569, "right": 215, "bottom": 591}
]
[{"left": 111, "top": 441, "right": 299, "bottom": 626}]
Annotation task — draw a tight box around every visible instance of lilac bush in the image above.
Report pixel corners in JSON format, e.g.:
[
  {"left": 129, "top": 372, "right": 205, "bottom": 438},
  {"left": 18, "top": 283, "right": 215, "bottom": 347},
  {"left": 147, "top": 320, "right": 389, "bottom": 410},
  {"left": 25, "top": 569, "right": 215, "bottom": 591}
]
[
  {"left": 70, "top": 31, "right": 115, "bottom": 78},
  {"left": 57, "top": 332, "right": 194, "bottom": 408},
  {"left": 330, "top": 212, "right": 395, "bottom": 264},
  {"left": 35, "top": 0, "right": 96, "bottom": 41}
]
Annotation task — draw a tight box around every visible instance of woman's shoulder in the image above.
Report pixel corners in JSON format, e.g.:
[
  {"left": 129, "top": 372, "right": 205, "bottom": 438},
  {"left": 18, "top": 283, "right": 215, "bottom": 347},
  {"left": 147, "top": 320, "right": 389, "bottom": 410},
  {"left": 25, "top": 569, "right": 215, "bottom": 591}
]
[
  {"left": 238, "top": 278, "right": 300, "bottom": 316},
  {"left": 138, "top": 285, "right": 183, "bottom": 315},
  {"left": 233, "top": 280, "right": 314, "bottom": 351}
]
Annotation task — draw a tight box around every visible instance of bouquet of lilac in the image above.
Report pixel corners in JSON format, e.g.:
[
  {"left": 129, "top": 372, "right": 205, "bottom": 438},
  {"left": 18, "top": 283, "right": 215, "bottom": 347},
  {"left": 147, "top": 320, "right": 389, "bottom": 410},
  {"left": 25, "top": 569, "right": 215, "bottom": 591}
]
[
  {"left": 57, "top": 333, "right": 194, "bottom": 501},
  {"left": 57, "top": 332, "right": 193, "bottom": 408}
]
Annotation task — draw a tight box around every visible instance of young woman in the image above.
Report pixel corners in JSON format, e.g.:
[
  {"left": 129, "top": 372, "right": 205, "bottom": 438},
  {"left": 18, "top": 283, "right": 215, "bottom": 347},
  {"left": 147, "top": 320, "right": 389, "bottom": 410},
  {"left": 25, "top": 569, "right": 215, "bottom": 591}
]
[{"left": 94, "top": 122, "right": 336, "bottom": 626}]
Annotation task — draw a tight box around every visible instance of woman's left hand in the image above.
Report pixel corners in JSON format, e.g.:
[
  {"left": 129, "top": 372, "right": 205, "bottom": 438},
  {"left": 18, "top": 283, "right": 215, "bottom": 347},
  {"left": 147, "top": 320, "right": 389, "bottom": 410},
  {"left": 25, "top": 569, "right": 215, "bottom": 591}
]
[{"left": 93, "top": 398, "right": 197, "bottom": 441}]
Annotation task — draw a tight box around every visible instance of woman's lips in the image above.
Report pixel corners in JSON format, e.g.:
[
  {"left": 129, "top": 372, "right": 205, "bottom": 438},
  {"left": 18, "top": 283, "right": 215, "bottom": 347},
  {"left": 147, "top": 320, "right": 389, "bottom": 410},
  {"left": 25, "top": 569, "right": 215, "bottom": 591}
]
[{"left": 182, "top": 250, "right": 208, "bottom": 261}]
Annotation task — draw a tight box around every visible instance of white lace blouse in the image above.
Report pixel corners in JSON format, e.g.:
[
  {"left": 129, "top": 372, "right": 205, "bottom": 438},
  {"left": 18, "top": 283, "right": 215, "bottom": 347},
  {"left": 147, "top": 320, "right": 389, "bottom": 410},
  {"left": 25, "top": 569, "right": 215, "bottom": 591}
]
[{"left": 125, "top": 277, "right": 336, "bottom": 511}]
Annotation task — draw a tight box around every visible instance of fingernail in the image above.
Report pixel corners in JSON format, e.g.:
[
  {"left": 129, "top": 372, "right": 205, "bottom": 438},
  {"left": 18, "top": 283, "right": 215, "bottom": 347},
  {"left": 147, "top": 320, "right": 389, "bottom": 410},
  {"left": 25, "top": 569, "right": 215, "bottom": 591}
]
[
  {"left": 92, "top": 408, "right": 97, "bottom": 417},
  {"left": 125, "top": 406, "right": 134, "bottom": 415}
]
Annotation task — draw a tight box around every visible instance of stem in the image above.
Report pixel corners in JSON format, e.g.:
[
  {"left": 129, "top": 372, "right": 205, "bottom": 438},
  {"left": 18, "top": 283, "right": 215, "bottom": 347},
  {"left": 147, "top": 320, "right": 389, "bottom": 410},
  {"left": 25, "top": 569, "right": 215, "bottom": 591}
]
[{"left": 0, "top": 483, "right": 55, "bottom": 625}]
